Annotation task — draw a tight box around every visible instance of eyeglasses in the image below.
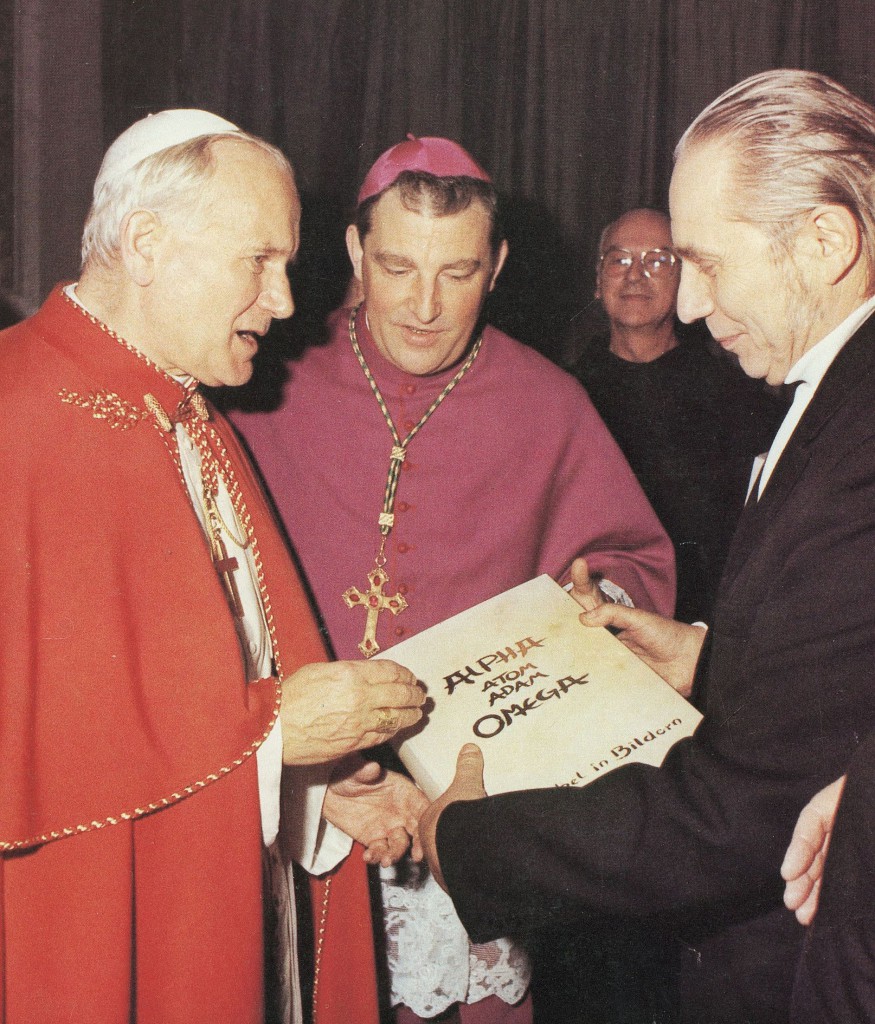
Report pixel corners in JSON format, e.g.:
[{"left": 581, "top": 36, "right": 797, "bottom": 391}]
[{"left": 599, "top": 247, "right": 678, "bottom": 278}]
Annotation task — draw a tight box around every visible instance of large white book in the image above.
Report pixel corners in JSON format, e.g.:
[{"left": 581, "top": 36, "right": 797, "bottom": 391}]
[{"left": 378, "top": 575, "right": 702, "bottom": 799}]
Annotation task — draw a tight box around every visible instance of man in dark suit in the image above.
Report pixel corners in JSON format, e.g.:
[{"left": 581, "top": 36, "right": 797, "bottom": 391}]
[{"left": 417, "top": 69, "right": 875, "bottom": 1024}]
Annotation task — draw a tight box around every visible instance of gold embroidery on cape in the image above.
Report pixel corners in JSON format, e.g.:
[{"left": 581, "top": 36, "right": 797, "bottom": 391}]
[{"left": 58, "top": 388, "right": 149, "bottom": 430}]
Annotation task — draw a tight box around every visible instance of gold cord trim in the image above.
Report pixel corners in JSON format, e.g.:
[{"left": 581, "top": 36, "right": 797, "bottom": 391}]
[
  {"left": 0, "top": 697, "right": 281, "bottom": 853},
  {"left": 311, "top": 874, "right": 333, "bottom": 1021},
  {"left": 61, "top": 290, "right": 178, "bottom": 381}
]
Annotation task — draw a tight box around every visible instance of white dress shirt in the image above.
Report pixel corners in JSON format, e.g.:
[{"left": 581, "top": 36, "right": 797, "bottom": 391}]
[{"left": 749, "top": 293, "right": 875, "bottom": 501}]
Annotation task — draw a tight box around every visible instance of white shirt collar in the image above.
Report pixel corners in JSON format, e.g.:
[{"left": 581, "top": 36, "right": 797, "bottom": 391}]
[
  {"left": 753, "top": 293, "right": 875, "bottom": 500},
  {"left": 784, "top": 292, "right": 875, "bottom": 389}
]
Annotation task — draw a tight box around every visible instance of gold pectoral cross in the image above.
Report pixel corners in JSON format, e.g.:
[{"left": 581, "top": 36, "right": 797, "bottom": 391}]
[{"left": 343, "top": 565, "right": 408, "bottom": 657}]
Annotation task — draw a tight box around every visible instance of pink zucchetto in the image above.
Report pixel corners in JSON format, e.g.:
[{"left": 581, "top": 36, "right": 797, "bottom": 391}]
[
  {"left": 357, "top": 134, "right": 492, "bottom": 205},
  {"left": 93, "top": 109, "right": 242, "bottom": 197}
]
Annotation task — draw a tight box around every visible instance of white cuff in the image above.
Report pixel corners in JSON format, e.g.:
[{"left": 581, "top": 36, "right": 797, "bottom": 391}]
[
  {"left": 562, "top": 577, "right": 634, "bottom": 607},
  {"left": 256, "top": 717, "right": 284, "bottom": 847},
  {"left": 279, "top": 764, "right": 353, "bottom": 874}
]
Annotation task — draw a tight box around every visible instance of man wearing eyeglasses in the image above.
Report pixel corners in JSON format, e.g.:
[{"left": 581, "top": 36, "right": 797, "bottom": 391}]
[
  {"left": 595, "top": 209, "right": 681, "bottom": 362},
  {"left": 576, "top": 208, "right": 785, "bottom": 621}
]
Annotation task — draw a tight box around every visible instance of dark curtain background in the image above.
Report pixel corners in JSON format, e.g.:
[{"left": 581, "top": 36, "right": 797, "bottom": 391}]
[
  {"left": 0, "top": 1, "right": 14, "bottom": 306},
  {"left": 100, "top": 0, "right": 875, "bottom": 364},
  {"left": 6, "top": 0, "right": 875, "bottom": 358}
]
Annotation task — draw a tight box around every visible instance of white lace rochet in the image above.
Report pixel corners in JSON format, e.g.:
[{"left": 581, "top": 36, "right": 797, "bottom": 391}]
[{"left": 380, "top": 860, "right": 531, "bottom": 1017}]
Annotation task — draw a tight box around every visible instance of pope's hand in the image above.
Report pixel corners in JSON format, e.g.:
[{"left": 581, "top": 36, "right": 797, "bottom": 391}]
[
  {"left": 323, "top": 758, "right": 429, "bottom": 867},
  {"left": 579, "top": 603, "right": 704, "bottom": 698},
  {"left": 781, "top": 774, "right": 846, "bottom": 925},
  {"left": 280, "top": 659, "right": 425, "bottom": 765},
  {"left": 419, "top": 744, "right": 487, "bottom": 892}
]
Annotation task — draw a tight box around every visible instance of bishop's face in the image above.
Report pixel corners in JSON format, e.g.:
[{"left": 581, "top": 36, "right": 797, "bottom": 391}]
[
  {"left": 346, "top": 188, "right": 508, "bottom": 376},
  {"left": 145, "top": 139, "right": 300, "bottom": 387}
]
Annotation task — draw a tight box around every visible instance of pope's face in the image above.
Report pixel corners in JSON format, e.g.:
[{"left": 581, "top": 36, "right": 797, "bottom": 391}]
[
  {"left": 596, "top": 210, "right": 679, "bottom": 332},
  {"left": 347, "top": 189, "right": 508, "bottom": 376},
  {"left": 670, "top": 141, "right": 815, "bottom": 385},
  {"left": 147, "top": 140, "right": 300, "bottom": 387}
]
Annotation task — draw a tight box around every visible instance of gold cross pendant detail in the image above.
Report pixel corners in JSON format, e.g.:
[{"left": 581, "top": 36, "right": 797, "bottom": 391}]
[
  {"left": 343, "top": 566, "right": 408, "bottom": 657},
  {"left": 210, "top": 530, "right": 245, "bottom": 619}
]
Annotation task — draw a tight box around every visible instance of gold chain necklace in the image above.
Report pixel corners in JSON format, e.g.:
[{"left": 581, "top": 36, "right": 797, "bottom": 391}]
[{"left": 343, "top": 304, "right": 482, "bottom": 656}]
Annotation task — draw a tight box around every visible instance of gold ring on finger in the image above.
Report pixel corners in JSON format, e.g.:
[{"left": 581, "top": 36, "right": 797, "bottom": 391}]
[{"left": 375, "top": 708, "right": 400, "bottom": 734}]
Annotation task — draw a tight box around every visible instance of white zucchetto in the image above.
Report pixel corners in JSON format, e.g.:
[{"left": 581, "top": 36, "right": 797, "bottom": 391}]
[{"left": 93, "top": 109, "right": 241, "bottom": 196}]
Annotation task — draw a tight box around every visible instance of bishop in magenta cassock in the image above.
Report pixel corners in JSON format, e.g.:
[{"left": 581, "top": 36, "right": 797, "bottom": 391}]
[{"left": 233, "top": 136, "right": 675, "bottom": 1023}]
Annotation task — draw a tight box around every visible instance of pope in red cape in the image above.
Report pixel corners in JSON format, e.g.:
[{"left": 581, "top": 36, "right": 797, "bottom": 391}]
[{"left": 0, "top": 110, "right": 427, "bottom": 1024}]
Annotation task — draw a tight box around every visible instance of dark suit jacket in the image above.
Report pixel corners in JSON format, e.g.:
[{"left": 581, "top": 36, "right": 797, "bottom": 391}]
[
  {"left": 791, "top": 730, "right": 875, "bottom": 1023},
  {"left": 574, "top": 331, "right": 786, "bottom": 622},
  {"left": 437, "top": 317, "right": 875, "bottom": 1024}
]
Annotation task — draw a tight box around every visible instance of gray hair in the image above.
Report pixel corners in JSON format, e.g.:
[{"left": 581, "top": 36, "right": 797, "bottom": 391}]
[
  {"left": 81, "top": 133, "right": 294, "bottom": 270},
  {"left": 675, "top": 69, "right": 875, "bottom": 284}
]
